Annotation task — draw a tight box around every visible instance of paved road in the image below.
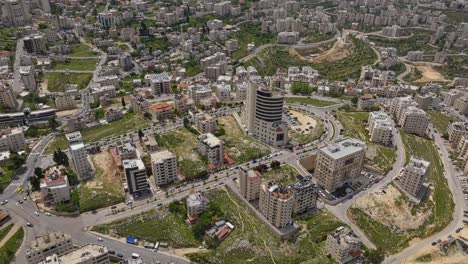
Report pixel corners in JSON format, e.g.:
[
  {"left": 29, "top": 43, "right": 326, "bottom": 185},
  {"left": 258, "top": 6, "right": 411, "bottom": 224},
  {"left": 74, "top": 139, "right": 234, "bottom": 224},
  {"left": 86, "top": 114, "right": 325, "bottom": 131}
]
[{"left": 12, "top": 39, "right": 25, "bottom": 93}]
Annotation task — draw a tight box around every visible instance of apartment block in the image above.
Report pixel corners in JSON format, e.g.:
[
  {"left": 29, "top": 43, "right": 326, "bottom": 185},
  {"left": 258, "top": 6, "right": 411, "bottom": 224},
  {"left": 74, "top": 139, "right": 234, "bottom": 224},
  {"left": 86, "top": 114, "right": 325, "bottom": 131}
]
[
  {"left": 1, "top": 0, "right": 31, "bottom": 26},
  {"left": 453, "top": 96, "right": 468, "bottom": 115},
  {"left": 315, "top": 138, "right": 366, "bottom": 193},
  {"left": 40, "top": 167, "right": 70, "bottom": 206},
  {"left": 259, "top": 182, "right": 294, "bottom": 229},
  {"left": 368, "top": 111, "right": 393, "bottom": 146},
  {"left": 23, "top": 34, "right": 47, "bottom": 53},
  {"left": 443, "top": 90, "right": 463, "bottom": 106},
  {"left": 398, "top": 106, "right": 429, "bottom": 136},
  {"left": 151, "top": 150, "right": 177, "bottom": 186},
  {"left": 66, "top": 132, "right": 93, "bottom": 180},
  {"left": 289, "top": 176, "right": 318, "bottom": 215},
  {"left": 187, "top": 192, "right": 208, "bottom": 218},
  {"left": 20, "top": 65, "right": 36, "bottom": 91},
  {"left": 148, "top": 102, "right": 174, "bottom": 121},
  {"left": 239, "top": 169, "right": 262, "bottom": 201},
  {"left": 195, "top": 113, "right": 217, "bottom": 134},
  {"left": 198, "top": 133, "right": 224, "bottom": 168},
  {"left": 0, "top": 127, "right": 26, "bottom": 152},
  {"left": 394, "top": 156, "right": 429, "bottom": 199},
  {"left": 26, "top": 232, "right": 73, "bottom": 264},
  {"left": 448, "top": 122, "right": 468, "bottom": 150},
  {"left": 0, "top": 82, "right": 19, "bottom": 110},
  {"left": 145, "top": 72, "right": 171, "bottom": 95},
  {"left": 123, "top": 159, "right": 149, "bottom": 194},
  {"left": 414, "top": 93, "right": 432, "bottom": 110},
  {"left": 40, "top": 244, "right": 110, "bottom": 264},
  {"left": 54, "top": 94, "right": 76, "bottom": 111},
  {"left": 325, "top": 227, "right": 362, "bottom": 264}
]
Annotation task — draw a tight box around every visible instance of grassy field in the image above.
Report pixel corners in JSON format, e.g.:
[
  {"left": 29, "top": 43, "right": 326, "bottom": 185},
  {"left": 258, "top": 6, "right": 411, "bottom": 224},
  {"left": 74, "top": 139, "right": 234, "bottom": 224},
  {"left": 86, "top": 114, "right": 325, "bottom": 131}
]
[
  {"left": 244, "top": 37, "right": 376, "bottom": 80},
  {"left": 92, "top": 208, "right": 199, "bottom": 248},
  {"left": 217, "top": 116, "right": 271, "bottom": 164},
  {"left": 285, "top": 97, "right": 339, "bottom": 107},
  {"left": 187, "top": 187, "right": 343, "bottom": 263},
  {"left": 303, "top": 31, "right": 335, "bottom": 43},
  {"left": 0, "top": 27, "right": 18, "bottom": 51},
  {"left": 81, "top": 113, "right": 150, "bottom": 143},
  {"left": 141, "top": 36, "right": 169, "bottom": 52},
  {"left": 262, "top": 165, "right": 300, "bottom": 185},
  {"left": 51, "top": 59, "right": 98, "bottom": 71},
  {"left": 229, "top": 23, "right": 276, "bottom": 60},
  {"left": 157, "top": 128, "right": 207, "bottom": 180},
  {"left": 336, "top": 111, "right": 396, "bottom": 173},
  {"left": 435, "top": 56, "right": 468, "bottom": 79},
  {"left": 69, "top": 43, "right": 98, "bottom": 57},
  {"left": 427, "top": 110, "right": 458, "bottom": 136},
  {"left": 289, "top": 115, "right": 325, "bottom": 146},
  {"left": 0, "top": 166, "right": 15, "bottom": 192},
  {"left": 44, "top": 72, "right": 92, "bottom": 92},
  {"left": 45, "top": 135, "right": 68, "bottom": 154},
  {"left": 0, "top": 225, "right": 13, "bottom": 241},
  {"left": 368, "top": 30, "right": 437, "bottom": 56},
  {"left": 0, "top": 227, "right": 24, "bottom": 263}
]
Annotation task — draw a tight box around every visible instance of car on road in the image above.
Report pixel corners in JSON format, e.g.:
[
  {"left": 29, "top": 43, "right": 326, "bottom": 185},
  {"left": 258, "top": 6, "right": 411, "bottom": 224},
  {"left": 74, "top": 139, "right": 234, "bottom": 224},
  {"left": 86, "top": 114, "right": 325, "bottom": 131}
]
[
  {"left": 156, "top": 203, "right": 162, "bottom": 207},
  {"left": 45, "top": 212, "right": 52, "bottom": 216},
  {"left": 34, "top": 211, "right": 39, "bottom": 216},
  {"left": 431, "top": 241, "right": 437, "bottom": 246},
  {"left": 108, "top": 249, "right": 115, "bottom": 255},
  {"left": 97, "top": 237, "right": 103, "bottom": 242},
  {"left": 26, "top": 222, "right": 33, "bottom": 227},
  {"left": 18, "top": 200, "right": 23, "bottom": 204},
  {"left": 0, "top": 200, "right": 8, "bottom": 205},
  {"left": 456, "top": 228, "right": 462, "bottom": 233},
  {"left": 117, "top": 253, "right": 124, "bottom": 258},
  {"left": 23, "top": 196, "right": 27, "bottom": 200}
]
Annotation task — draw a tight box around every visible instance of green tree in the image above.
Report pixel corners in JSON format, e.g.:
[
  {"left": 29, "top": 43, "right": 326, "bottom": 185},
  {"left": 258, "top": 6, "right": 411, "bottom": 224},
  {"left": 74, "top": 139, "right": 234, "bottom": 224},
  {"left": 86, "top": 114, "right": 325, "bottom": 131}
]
[
  {"left": 34, "top": 167, "right": 44, "bottom": 179},
  {"left": 351, "top": 96, "right": 359, "bottom": 105},
  {"left": 29, "top": 176, "right": 41, "bottom": 191},
  {"left": 364, "top": 249, "right": 386, "bottom": 264}
]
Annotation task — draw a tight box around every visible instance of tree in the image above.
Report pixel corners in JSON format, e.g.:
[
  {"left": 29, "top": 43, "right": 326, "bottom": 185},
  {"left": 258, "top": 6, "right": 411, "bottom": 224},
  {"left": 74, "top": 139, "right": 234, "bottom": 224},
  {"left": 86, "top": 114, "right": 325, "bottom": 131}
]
[
  {"left": 34, "top": 167, "right": 44, "bottom": 179},
  {"left": 270, "top": 160, "right": 281, "bottom": 169},
  {"left": 138, "top": 129, "right": 145, "bottom": 141},
  {"left": 143, "top": 112, "right": 152, "bottom": 120},
  {"left": 9, "top": 152, "right": 25, "bottom": 170},
  {"left": 364, "top": 249, "right": 386, "bottom": 264},
  {"left": 29, "top": 176, "right": 41, "bottom": 191},
  {"left": 139, "top": 21, "right": 149, "bottom": 36},
  {"left": 121, "top": 97, "right": 126, "bottom": 107},
  {"left": 351, "top": 96, "right": 359, "bottom": 105},
  {"left": 48, "top": 116, "right": 59, "bottom": 130}
]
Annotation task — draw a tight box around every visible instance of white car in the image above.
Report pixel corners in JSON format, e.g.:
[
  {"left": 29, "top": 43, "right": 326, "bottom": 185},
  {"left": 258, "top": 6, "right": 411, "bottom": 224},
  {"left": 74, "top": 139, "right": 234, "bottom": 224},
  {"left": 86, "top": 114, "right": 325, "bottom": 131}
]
[
  {"left": 97, "top": 237, "right": 103, "bottom": 242},
  {"left": 45, "top": 212, "right": 52, "bottom": 216},
  {"left": 34, "top": 211, "right": 39, "bottom": 216}
]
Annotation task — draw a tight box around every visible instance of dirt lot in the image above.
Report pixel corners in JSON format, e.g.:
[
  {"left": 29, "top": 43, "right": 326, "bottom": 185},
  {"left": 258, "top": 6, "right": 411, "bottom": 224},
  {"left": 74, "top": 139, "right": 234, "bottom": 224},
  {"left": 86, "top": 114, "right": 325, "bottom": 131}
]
[
  {"left": 352, "top": 184, "right": 432, "bottom": 231},
  {"left": 289, "top": 110, "right": 317, "bottom": 133},
  {"left": 414, "top": 65, "right": 449, "bottom": 83},
  {"left": 89, "top": 150, "right": 123, "bottom": 190},
  {"left": 291, "top": 38, "right": 352, "bottom": 63},
  {"left": 56, "top": 109, "right": 79, "bottom": 117}
]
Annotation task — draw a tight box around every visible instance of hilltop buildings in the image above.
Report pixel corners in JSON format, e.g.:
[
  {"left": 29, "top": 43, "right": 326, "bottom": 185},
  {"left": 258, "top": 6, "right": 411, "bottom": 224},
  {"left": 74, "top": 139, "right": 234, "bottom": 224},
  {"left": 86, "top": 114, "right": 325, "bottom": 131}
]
[
  {"left": 394, "top": 156, "right": 430, "bottom": 201},
  {"left": 326, "top": 227, "right": 362, "bottom": 264},
  {"left": 66, "top": 132, "right": 93, "bottom": 180}
]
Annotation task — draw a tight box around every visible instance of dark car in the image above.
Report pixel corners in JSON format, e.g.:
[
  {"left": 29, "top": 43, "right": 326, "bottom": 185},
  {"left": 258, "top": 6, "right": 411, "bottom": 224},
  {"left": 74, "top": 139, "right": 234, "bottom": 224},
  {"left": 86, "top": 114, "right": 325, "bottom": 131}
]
[
  {"left": 117, "top": 253, "right": 124, "bottom": 258},
  {"left": 431, "top": 242, "right": 437, "bottom": 246}
]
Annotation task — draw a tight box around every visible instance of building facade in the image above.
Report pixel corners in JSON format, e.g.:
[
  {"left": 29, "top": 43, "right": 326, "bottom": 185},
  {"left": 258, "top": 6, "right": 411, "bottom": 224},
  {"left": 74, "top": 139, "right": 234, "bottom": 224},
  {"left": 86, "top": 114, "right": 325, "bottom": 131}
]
[
  {"left": 259, "top": 182, "right": 294, "bottom": 229},
  {"left": 123, "top": 159, "right": 149, "bottom": 194},
  {"left": 151, "top": 150, "right": 177, "bottom": 186},
  {"left": 239, "top": 169, "right": 262, "bottom": 201}
]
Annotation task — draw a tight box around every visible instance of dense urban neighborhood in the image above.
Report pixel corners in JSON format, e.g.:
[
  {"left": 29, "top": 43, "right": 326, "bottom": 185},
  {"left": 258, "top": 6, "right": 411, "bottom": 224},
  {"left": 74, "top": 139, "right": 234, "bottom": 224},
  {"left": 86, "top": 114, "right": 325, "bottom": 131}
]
[{"left": 0, "top": 0, "right": 467, "bottom": 263}]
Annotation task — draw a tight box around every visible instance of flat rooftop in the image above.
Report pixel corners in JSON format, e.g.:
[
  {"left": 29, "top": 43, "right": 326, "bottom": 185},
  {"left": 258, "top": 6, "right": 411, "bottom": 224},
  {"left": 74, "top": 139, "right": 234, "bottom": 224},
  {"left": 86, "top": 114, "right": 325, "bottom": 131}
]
[{"left": 320, "top": 138, "right": 365, "bottom": 160}]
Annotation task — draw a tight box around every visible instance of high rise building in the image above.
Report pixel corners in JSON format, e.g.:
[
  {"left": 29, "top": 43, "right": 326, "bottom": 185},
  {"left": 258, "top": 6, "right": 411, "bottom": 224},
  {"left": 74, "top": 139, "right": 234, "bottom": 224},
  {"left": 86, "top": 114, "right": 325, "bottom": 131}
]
[
  {"left": 243, "top": 83, "right": 288, "bottom": 147},
  {"left": 123, "top": 159, "right": 149, "bottom": 194},
  {"left": 195, "top": 113, "right": 217, "bottom": 134},
  {"left": 39, "top": 0, "right": 51, "bottom": 13},
  {"left": 186, "top": 192, "right": 208, "bottom": 217},
  {"left": 259, "top": 182, "right": 294, "bottom": 229},
  {"left": 20, "top": 65, "right": 36, "bottom": 91},
  {"left": 398, "top": 106, "right": 429, "bottom": 136},
  {"left": 325, "top": 227, "right": 362, "bottom": 264},
  {"left": 239, "top": 169, "right": 262, "bottom": 201},
  {"left": 289, "top": 176, "right": 318, "bottom": 215},
  {"left": 368, "top": 111, "right": 393, "bottom": 146},
  {"left": 0, "top": 127, "right": 26, "bottom": 152},
  {"left": 40, "top": 167, "right": 71, "bottom": 206},
  {"left": 66, "top": 132, "right": 93, "bottom": 180},
  {"left": 448, "top": 122, "right": 468, "bottom": 150},
  {"left": 0, "top": 82, "right": 18, "bottom": 110},
  {"left": 23, "top": 34, "right": 48, "bottom": 54},
  {"left": 151, "top": 150, "right": 177, "bottom": 186},
  {"left": 315, "top": 138, "right": 366, "bottom": 193},
  {"left": 198, "top": 133, "right": 224, "bottom": 167},
  {"left": 26, "top": 232, "right": 73, "bottom": 264},
  {"left": 394, "top": 156, "right": 429, "bottom": 198},
  {"left": 1, "top": 0, "right": 31, "bottom": 26}
]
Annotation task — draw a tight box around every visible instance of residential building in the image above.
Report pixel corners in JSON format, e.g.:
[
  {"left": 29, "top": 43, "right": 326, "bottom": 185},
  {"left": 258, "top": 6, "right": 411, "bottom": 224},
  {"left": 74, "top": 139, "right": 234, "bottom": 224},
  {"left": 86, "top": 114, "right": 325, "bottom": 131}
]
[
  {"left": 448, "top": 122, "right": 468, "bottom": 150},
  {"left": 198, "top": 133, "right": 224, "bottom": 168},
  {"left": 117, "top": 143, "right": 137, "bottom": 161},
  {"left": 66, "top": 132, "right": 93, "bottom": 180},
  {"left": 394, "top": 156, "right": 430, "bottom": 199},
  {"left": 368, "top": 111, "right": 393, "bottom": 146},
  {"left": 54, "top": 94, "right": 76, "bottom": 111},
  {"left": 40, "top": 167, "right": 70, "bottom": 206},
  {"left": 259, "top": 182, "right": 294, "bottom": 229},
  {"left": 0, "top": 127, "right": 26, "bottom": 152},
  {"left": 357, "top": 94, "right": 376, "bottom": 111},
  {"left": 105, "top": 108, "right": 123, "bottom": 122},
  {"left": 398, "top": 106, "right": 429, "bottom": 136},
  {"left": 123, "top": 159, "right": 149, "bottom": 194},
  {"left": 454, "top": 96, "right": 468, "bottom": 115},
  {"left": 187, "top": 192, "right": 208, "bottom": 218},
  {"left": 23, "top": 34, "right": 47, "bottom": 53},
  {"left": 444, "top": 90, "right": 463, "bottom": 106},
  {"left": 239, "top": 169, "right": 262, "bottom": 201},
  {"left": 151, "top": 150, "right": 177, "bottom": 186},
  {"left": 196, "top": 113, "right": 217, "bottom": 134},
  {"left": 148, "top": 102, "right": 174, "bottom": 121},
  {"left": 214, "top": 1, "right": 231, "bottom": 17},
  {"left": 1, "top": 0, "right": 31, "bottom": 26},
  {"left": 216, "top": 82, "right": 231, "bottom": 101},
  {"left": 289, "top": 176, "right": 318, "bottom": 215},
  {"left": 243, "top": 84, "right": 288, "bottom": 147},
  {"left": 26, "top": 232, "right": 73, "bottom": 264},
  {"left": 414, "top": 93, "right": 432, "bottom": 110},
  {"left": 20, "top": 65, "right": 36, "bottom": 91},
  {"left": 40, "top": 244, "right": 109, "bottom": 264},
  {"left": 315, "top": 138, "right": 366, "bottom": 193},
  {"left": 95, "top": 75, "right": 119, "bottom": 88},
  {"left": 145, "top": 72, "right": 171, "bottom": 95},
  {"left": 325, "top": 227, "right": 362, "bottom": 264},
  {"left": 0, "top": 82, "right": 18, "bottom": 110}
]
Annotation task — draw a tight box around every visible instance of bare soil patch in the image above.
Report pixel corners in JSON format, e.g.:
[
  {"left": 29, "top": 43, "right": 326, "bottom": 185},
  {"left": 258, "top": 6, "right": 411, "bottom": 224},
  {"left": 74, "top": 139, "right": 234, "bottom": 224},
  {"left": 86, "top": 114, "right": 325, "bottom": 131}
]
[
  {"left": 89, "top": 150, "right": 122, "bottom": 190},
  {"left": 414, "top": 65, "right": 449, "bottom": 83},
  {"left": 290, "top": 38, "right": 353, "bottom": 63}
]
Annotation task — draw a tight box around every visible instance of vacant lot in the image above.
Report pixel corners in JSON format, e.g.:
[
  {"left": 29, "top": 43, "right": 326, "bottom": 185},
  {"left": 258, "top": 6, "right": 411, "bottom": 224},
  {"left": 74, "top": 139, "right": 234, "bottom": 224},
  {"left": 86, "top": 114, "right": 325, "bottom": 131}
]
[
  {"left": 69, "top": 43, "right": 98, "bottom": 57},
  {"left": 81, "top": 113, "right": 150, "bottom": 143},
  {"left": 44, "top": 72, "right": 92, "bottom": 92},
  {"left": 336, "top": 111, "right": 396, "bottom": 173},
  {"left": 414, "top": 65, "right": 448, "bottom": 83},
  {"left": 229, "top": 23, "right": 276, "bottom": 60},
  {"left": 78, "top": 150, "right": 125, "bottom": 212},
  {"left": 45, "top": 135, "right": 68, "bottom": 154},
  {"left": 285, "top": 97, "right": 338, "bottom": 107},
  {"left": 188, "top": 187, "right": 343, "bottom": 264},
  {"left": 218, "top": 116, "right": 270, "bottom": 164},
  {"left": 427, "top": 110, "right": 458, "bottom": 136},
  {"left": 262, "top": 165, "right": 300, "bottom": 185},
  {"left": 92, "top": 208, "right": 199, "bottom": 248},
  {"left": 157, "top": 128, "right": 207, "bottom": 180},
  {"left": 288, "top": 110, "right": 324, "bottom": 146},
  {"left": 51, "top": 59, "right": 98, "bottom": 71}
]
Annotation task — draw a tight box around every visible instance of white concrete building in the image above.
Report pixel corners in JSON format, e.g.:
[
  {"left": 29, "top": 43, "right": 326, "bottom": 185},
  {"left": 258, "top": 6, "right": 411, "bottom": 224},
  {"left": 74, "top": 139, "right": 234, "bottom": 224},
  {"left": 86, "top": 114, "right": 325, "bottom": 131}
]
[
  {"left": 123, "top": 159, "right": 149, "bottom": 194},
  {"left": 26, "top": 232, "right": 73, "bottom": 264},
  {"left": 66, "top": 132, "right": 93, "bottom": 180},
  {"left": 239, "top": 169, "right": 262, "bottom": 201},
  {"left": 198, "top": 133, "right": 224, "bottom": 168},
  {"left": 259, "top": 182, "right": 294, "bottom": 229},
  {"left": 1, "top": 0, "right": 31, "bottom": 26},
  {"left": 289, "top": 176, "right": 318, "bottom": 215},
  {"left": 0, "top": 82, "right": 18, "bottom": 110},
  {"left": 394, "top": 156, "right": 430, "bottom": 199},
  {"left": 0, "top": 127, "right": 26, "bottom": 152},
  {"left": 54, "top": 94, "right": 76, "bottom": 111},
  {"left": 40, "top": 244, "right": 109, "bottom": 264},
  {"left": 40, "top": 167, "right": 70, "bottom": 206},
  {"left": 20, "top": 65, "right": 36, "bottom": 91},
  {"left": 368, "top": 111, "right": 393, "bottom": 146},
  {"left": 151, "top": 150, "right": 177, "bottom": 186},
  {"left": 195, "top": 113, "right": 217, "bottom": 134},
  {"left": 186, "top": 192, "right": 208, "bottom": 217},
  {"left": 398, "top": 106, "right": 429, "bottom": 136},
  {"left": 325, "top": 227, "right": 362, "bottom": 264}
]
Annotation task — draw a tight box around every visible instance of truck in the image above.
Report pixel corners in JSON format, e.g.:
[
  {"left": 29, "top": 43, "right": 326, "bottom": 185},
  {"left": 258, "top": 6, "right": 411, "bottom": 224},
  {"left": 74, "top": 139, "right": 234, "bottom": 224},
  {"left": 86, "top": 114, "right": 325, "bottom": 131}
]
[{"left": 126, "top": 237, "right": 138, "bottom": 245}]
